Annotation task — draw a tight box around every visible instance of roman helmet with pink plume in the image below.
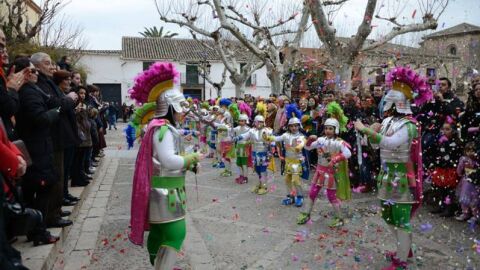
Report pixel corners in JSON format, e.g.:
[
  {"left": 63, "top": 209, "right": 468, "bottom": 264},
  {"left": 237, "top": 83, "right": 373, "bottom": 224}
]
[
  {"left": 383, "top": 66, "right": 433, "bottom": 114},
  {"left": 129, "top": 62, "right": 188, "bottom": 118}
]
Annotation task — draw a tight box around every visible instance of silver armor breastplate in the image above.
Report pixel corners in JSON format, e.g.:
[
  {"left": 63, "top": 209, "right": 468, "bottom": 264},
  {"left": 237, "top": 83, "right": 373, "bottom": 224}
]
[
  {"left": 235, "top": 126, "right": 250, "bottom": 145},
  {"left": 149, "top": 125, "right": 186, "bottom": 224},
  {"left": 317, "top": 138, "right": 342, "bottom": 166},
  {"left": 379, "top": 117, "right": 411, "bottom": 163},
  {"left": 251, "top": 128, "right": 269, "bottom": 152},
  {"left": 284, "top": 133, "right": 304, "bottom": 159}
]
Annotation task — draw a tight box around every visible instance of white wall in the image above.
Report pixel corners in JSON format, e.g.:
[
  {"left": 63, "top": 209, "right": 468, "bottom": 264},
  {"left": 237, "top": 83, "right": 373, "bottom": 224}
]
[
  {"left": 78, "top": 54, "right": 142, "bottom": 105},
  {"left": 78, "top": 53, "right": 273, "bottom": 104}
]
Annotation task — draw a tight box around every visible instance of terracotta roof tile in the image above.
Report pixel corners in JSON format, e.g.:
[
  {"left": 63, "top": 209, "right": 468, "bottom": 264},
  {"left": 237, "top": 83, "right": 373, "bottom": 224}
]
[
  {"left": 423, "top": 23, "right": 480, "bottom": 39},
  {"left": 121, "top": 37, "right": 250, "bottom": 61}
]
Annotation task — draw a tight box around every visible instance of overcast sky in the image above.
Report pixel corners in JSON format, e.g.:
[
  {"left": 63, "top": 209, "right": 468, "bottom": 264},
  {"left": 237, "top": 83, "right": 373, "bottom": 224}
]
[{"left": 58, "top": 0, "right": 480, "bottom": 50}]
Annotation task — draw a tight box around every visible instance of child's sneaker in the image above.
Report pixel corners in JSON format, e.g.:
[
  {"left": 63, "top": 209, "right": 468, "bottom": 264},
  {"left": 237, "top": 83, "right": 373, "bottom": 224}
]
[
  {"left": 282, "top": 195, "right": 295, "bottom": 205},
  {"left": 455, "top": 213, "right": 471, "bottom": 221},
  {"left": 257, "top": 184, "right": 268, "bottom": 195},
  {"left": 294, "top": 195, "right": 304, "bottom": 207},
  {"left": 467, "top": 216, "right": 478, "bottom": 224},
  {"left": 328, "top": 217, "right": 344, "bottom": 228},
  {"left": 221, "top": 170, "right": 232, "bottom": 177},
  {"left": 297, "top": 212, "right": 310, "bottom": 225}
]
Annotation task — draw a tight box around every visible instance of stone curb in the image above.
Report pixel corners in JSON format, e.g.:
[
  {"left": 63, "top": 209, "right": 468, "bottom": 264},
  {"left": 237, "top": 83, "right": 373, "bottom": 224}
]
[{"left": 13, "top": 157, "right": 106, "bottom": 270}]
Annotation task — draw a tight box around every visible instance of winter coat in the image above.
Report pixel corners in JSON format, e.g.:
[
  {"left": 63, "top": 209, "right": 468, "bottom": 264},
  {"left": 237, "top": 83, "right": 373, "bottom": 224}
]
[
  {"left": 0, "top": 76, "right": 20, "bottom": 141},
  {"left": 36, "top": 73, "right": 77, "bottom": 151},
  {"left": 15, "top": 82, "right": 59, "bottom": 186},
  {"left": 76, "top": 104, "right": 92, "bottom": 148}
]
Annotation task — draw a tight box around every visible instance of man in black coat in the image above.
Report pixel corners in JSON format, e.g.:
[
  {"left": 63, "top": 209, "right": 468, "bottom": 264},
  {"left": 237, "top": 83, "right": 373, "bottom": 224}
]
[{"left": 31, "top": 52, "right": 78, "bottom": 228}]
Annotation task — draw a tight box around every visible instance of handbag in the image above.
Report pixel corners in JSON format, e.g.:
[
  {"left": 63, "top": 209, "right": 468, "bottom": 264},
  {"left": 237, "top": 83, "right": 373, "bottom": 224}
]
[{"left": 12, "top": 140, "right": 32, "bottom": 166}]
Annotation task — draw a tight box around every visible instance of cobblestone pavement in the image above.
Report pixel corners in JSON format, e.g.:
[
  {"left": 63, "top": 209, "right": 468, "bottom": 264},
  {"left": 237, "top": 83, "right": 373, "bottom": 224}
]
[{"left": 55, "top": 123, "right": 479, "bottom": 270}]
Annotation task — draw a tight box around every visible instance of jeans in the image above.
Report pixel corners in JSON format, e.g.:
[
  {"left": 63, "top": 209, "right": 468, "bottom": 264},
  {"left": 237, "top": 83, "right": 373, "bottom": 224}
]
[{"left": 108, "top": 116, "right": 116, "bottom": 130}]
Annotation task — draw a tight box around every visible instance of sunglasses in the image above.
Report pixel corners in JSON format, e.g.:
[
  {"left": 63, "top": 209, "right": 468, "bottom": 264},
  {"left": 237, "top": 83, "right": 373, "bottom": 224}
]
[{"left": 30, "top": 68, "right": 39, "bottom": 74}]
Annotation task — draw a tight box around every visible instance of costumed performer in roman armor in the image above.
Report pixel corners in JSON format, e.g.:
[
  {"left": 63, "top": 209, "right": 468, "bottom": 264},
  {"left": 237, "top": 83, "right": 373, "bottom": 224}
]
[
  {"left": 216, "top": 122, "right": 235, "bottom": 177},
  {"left": 235, "top": 114, "right": 274, "bottom": 195},
  {"left": 297, "top": 102, "right": 352, "bottom": 227},
  {"left": 206, "top": 105, "right": 219, "bottom": 162},
  {"left": 354, "top": 66, "right": 430, "bottom": 270},
  {"left": 265, "top": 104, "right": 307, "bottom": 207},
  {"left": 239, "top": 101, "right": 254, "bottom": 169},
  {"left": 233, "top": 114, "right": 251, "bottom": 184},
  {"left": 198, "top": 102, "right": 210, "bottom": 154},
  {"left": 129, "top": 62, "right": 201, "bottom": 270}
]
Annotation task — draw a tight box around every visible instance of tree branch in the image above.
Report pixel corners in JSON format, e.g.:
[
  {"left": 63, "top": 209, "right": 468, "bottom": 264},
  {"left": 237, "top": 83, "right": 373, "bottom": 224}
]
[
  {"left": 362, "top": 19, "right": 438, "bottom": 52},
  {"left": 374, "top": 14, "right": 404, "bottom": 27},
  {"left": 308, "top": 0, "right": 336, "bottom": 51},
  {"left": 349, "top": 0, "right": 377, "bottom": 55},
  {"left": 212, "top": 0, "right": 266, "bottom": 59},
  {"left": 323, "top": 0, "right": 349, "bottom": 5}
]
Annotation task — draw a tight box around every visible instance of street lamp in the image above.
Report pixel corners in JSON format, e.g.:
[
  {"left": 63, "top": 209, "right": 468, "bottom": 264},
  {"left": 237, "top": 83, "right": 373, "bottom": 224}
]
[{"left": 199, "top": 55, "right": 211, "bottom": 100}]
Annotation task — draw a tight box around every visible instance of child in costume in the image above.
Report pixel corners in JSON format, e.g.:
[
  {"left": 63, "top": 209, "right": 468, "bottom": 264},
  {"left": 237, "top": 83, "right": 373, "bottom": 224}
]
[
  {"left": 129, "top": 62, "right": 201, "bottom": 270},
  {"left": 455, "top": 142, "right": 479, "bottom": 223},
  {"left": 233, "top": 114, "right": 251, "bottom": 184},
  {"left": 266, "top": 104, "right": 306, "bottom": 207},
  {"left": 206, "top": 106, "right": 219, "bottom": 161},
  {"left": 429, "top": 120, "right": 462, "bottom": 217},
  {"left": 216, "top": 122, "right": 234, "bottom": 177},
  {"left": 198, "top": 107, "right": 209, "bottom": 154},
  {"left": 354, "top": 66, "right": 431, "bottom": 270},
  {"left": 235, "top": 115, "right": 274, "bottom": 195},
  {"left": 213, "top": 99, "right": 233, "bottom": 169},
  {"left": 297, "top": 103, "right": 351, "bottom": 227}
]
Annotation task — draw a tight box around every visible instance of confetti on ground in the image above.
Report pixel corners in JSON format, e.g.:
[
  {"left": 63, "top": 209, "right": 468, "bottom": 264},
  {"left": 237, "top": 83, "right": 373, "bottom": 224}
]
[{"left": 420, "top": 223, "right": 433, "bottom": 233}]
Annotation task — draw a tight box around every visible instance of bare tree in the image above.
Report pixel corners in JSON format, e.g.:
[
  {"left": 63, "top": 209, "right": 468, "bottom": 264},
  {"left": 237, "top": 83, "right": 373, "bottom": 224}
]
[
  {"left": 308, "top": 0, "right": 449, "bottom": 90},
  {"left": 155, "top": 0, "right": 310, "bottom": 96},
  {"left": 156, "top": 0, "right": 265, "bottom": 97},
  {"left": 0, "top": 0, "right": 66, "bottom": 44},
  {"left": 39, "top": 14, "right": 88, "bottom": 64},
  {"left": 40, "top": 14, "right": 87, "bottom": 48}
]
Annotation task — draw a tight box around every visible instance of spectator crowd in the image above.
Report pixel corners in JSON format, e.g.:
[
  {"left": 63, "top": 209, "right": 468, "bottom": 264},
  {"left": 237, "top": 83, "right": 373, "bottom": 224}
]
[
  {"left": 1, "top": 24, "right": 480, "bottom": 269},
  {"left": 0, "top": 29, "right": 114, "bottom": 269}
]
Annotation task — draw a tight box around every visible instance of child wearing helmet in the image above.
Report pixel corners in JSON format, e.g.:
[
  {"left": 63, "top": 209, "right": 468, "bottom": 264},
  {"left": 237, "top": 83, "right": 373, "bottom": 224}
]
[
  {"left": 297, "top": 112, "right": 352, "bottom": 227},
  {"left": 235, "top": 114, "right": 274, "bottom": 195},
  {"left": 266, "top": 114, "right": 306, "bottom": 207},
  {"left": 233, "top": 114, "right": 251, "bottom": 184}
]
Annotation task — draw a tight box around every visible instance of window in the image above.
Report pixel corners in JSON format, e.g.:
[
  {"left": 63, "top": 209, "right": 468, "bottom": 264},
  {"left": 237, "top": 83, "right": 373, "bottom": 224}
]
[
  {"left": 240, "top": 63, "right": 252, "bottom": 86},
  {"left": 186, "top": 64, "right": 199, "bottom": 85},
  {"left": 143, "top": 61, "right": 154, "bottom": 71},
  {"left": 448, "top": 45, "right": 457, "bottom": 55}
]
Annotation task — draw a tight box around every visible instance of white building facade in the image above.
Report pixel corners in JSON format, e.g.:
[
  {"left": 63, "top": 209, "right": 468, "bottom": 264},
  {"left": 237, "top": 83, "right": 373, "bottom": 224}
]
[{"left": 77, "top": 37, "right": 271, "bottom": 105}]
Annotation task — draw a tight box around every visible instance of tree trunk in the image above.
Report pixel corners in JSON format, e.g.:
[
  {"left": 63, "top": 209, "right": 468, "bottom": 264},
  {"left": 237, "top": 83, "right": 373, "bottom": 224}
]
[
  {"left": 267, "top": 68, "right": 283, "bottom": 96},
  {"left": 334, "top": 64, "right": 353, "bottom": 92},
  {"left": 234, "top": 82, "right": 246, "bottom": 98}
]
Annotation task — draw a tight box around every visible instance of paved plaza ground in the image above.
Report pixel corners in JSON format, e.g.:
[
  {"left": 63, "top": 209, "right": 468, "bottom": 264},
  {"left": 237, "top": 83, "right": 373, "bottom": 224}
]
[{"left": 52, "top": 123, "right": 479, "bottom": 270}]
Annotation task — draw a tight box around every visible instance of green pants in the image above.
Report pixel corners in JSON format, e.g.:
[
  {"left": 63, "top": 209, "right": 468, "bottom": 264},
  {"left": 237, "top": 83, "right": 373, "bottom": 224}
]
[
  {"left": 380, "top": 201, "right": 412, "bottom": 232},
  {"left": 147, "top": 219, "right": 186, "bottom": 265}
]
